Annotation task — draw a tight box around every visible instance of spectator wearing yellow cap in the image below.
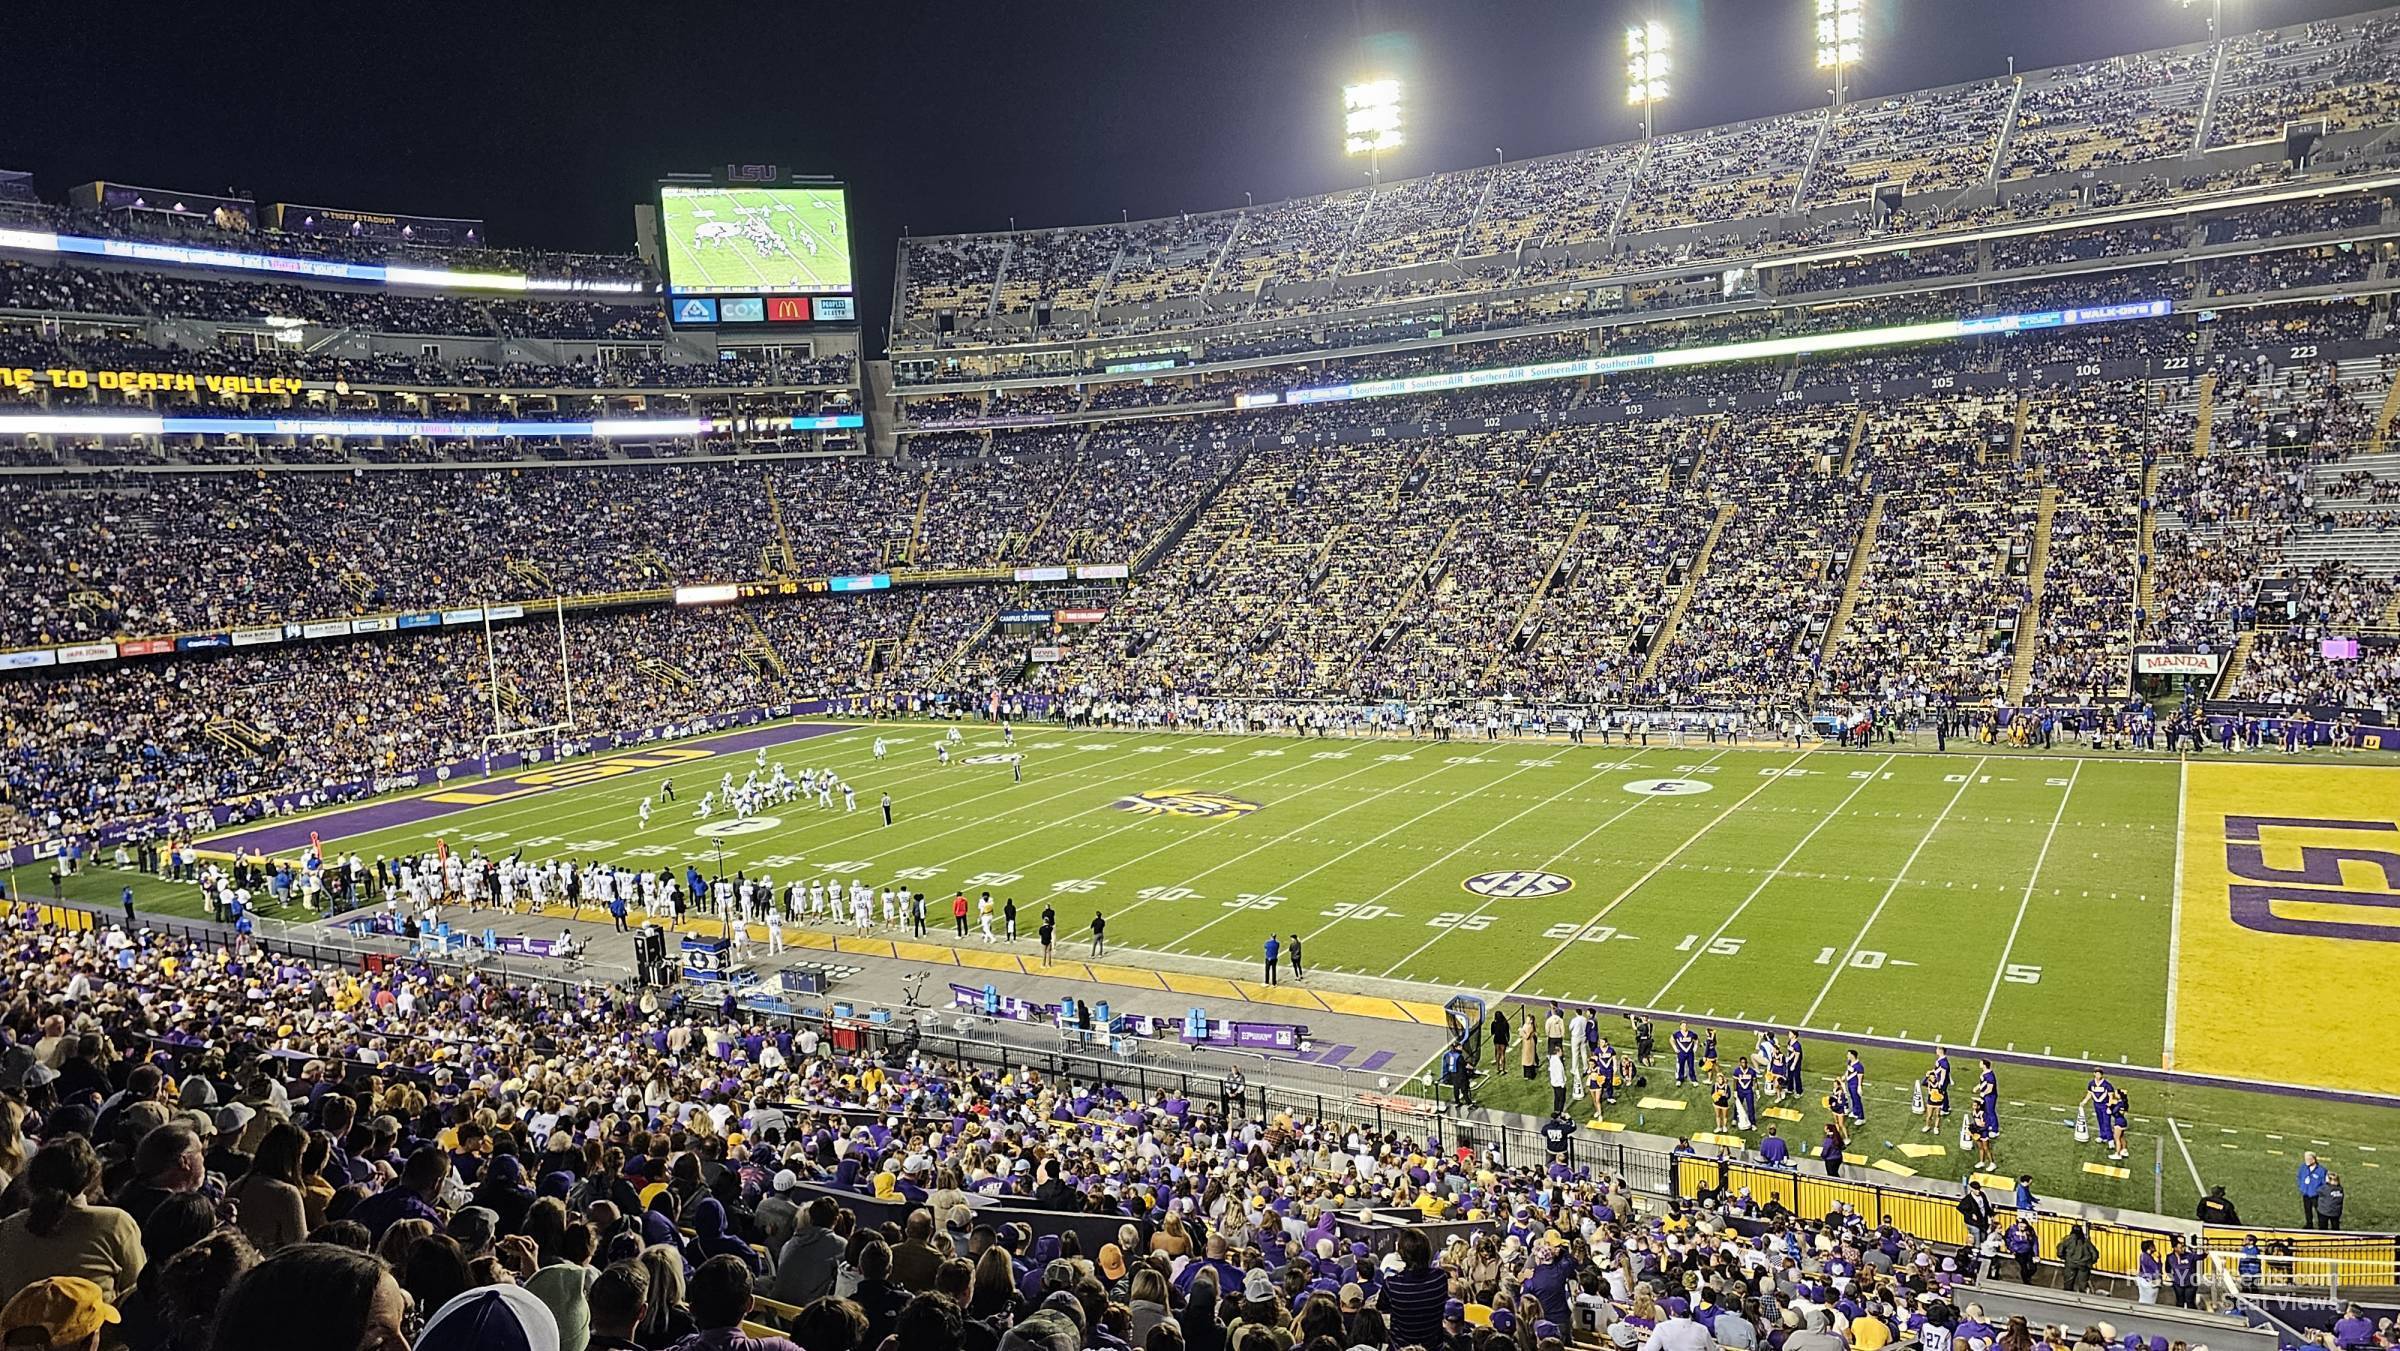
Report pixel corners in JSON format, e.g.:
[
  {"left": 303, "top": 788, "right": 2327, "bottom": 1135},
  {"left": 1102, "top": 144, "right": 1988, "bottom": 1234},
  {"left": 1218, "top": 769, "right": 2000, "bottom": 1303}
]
[{"left": 0, "top": 1276, "right": 119, "bottom": 1351}]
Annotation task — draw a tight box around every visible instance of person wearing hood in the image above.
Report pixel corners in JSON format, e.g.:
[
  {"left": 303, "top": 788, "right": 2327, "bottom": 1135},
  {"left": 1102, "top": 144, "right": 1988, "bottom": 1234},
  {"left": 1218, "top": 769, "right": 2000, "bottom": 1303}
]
[
  {"left": 682, "top": 1198, "right": 760, "bottom": 1274},
  {"left": 768, "top": 1196, "right": 842, "bottom": 1307},
  {"left": 475, "top": 1154, "right": 538, "bottom": 1238}
]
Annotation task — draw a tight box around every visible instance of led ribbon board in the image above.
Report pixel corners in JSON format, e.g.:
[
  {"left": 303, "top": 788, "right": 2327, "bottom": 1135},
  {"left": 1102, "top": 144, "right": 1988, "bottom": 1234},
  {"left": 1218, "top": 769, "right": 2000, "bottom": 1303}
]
[
  {"left": 0, "top": 226, "right": 645, "bottom": 294},
  {"left": 1242, "top": 299, "right": 2174, "bottom": 409},
  {"left": 0, "top": 413, "right": 860, "bottom": 438}
]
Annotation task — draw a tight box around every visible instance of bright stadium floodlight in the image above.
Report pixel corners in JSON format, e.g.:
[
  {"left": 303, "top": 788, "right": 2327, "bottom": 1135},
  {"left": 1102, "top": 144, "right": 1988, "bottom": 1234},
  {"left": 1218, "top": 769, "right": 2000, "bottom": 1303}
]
[
  {"left": 1344, "top": 78, "right": 1404, "bottom": 182},
  {"left": 1815, "top": 0, "right": 1864, "bottom": 105},
  {"left": 1624, "top": 20, "right": 1671, "bottom": 140}
]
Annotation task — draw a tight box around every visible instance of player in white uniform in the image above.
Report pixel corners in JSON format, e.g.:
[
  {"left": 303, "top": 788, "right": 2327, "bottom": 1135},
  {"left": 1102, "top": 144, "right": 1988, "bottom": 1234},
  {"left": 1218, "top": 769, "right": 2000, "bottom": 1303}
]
[
  {"left": 977, "top": 892, "right": 995, "bottom": 942},
  {"left": 637, "top": 797, "right": 652, "bottom": 830},
  {"left": 696, "top": 791, "right": 715, "bottom": 820},
  {"left": 874, "top": 737, "right": 887, "bottom": 760},
  {"left": 841, "top": 781, "right": 857, "bottom": 812},
  {"left": 947, "top": 726, "right": 963, "bottom": 745},
  {"left": 807, "top": 878, "right": 826, "bottom": 918},
  {"left": 818, "top": 781, "right": 833, "bottom": 810}
]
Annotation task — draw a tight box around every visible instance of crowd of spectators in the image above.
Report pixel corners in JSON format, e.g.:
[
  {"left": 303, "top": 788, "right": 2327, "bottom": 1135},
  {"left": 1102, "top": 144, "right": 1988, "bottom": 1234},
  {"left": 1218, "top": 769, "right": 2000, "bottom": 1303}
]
[
  {"left": 0, "top": 584, "right": 1028, "bottom": 843},
  {"left": 2002, "top": 49, "right": 2210, "bottom": 181},
  {"left": 0, "top": 188, "right": 655, "bottom": 282},
  {"left": 0, "top": 900, "right": 2097, "bottom": 1351}
]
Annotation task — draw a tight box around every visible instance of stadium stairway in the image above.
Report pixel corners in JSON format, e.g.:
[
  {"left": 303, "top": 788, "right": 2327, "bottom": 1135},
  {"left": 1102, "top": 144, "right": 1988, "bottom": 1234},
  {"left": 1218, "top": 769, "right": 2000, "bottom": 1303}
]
[
  {"left": 2136, "top": 458, "right": 2162, "bottom": 632},
  {"left": 2192, "top": 371, "right": 2218, "bottom": 456},
  {"left": 2006, "top": 486, "right": 2061, "bottom": 703},
  {"left": 1813, "top": 494, "right": 1886, "bottom": 669},
  {"left": 1838, "top": 407, "right": 1869, "bottom": 478},
  {"left": 1487, "top": 510, "right": 1588, "bottom": 684},
  {"left": 2211, "top": 630, "right": 2257, "bottom": 699},
  {"left": 1640, "top": 502, "right": 1737, "bottom": 683},
  {"left": 1352, "top": 517, "right": 1461, "bottom": 683},
  {"left": 2374, "top": 367, "right": 2400, "bottom": 453},
  {"left": 763, "top": 475, "right": 799, "bottom": 576}
]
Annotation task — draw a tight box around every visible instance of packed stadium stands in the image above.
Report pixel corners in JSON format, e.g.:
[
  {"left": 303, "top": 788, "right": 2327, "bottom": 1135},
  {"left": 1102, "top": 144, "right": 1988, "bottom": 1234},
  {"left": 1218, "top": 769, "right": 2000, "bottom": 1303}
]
[
  {"left": 4, "top": 13, "right": 2400, "bottom": 888},
  {"left": 14, "top": 14, "right": 2400, "bottom": 1351}
]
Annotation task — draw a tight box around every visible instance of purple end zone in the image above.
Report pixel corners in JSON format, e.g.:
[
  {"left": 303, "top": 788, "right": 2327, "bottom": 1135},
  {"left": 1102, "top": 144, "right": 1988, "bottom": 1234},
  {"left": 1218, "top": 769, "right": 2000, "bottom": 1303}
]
[{"left": 209, "top": 720, "right": 858, "bottom": 861}]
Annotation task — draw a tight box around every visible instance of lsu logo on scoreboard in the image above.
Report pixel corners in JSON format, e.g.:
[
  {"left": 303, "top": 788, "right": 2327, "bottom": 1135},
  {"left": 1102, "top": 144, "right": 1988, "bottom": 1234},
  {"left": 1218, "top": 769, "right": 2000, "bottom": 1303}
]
[
  {"left": 1113, "top": 789, "right": 1262, "bottom": 819},
  {"left": 2223, "top": 813, "right": 2400, "bottom": 942}
]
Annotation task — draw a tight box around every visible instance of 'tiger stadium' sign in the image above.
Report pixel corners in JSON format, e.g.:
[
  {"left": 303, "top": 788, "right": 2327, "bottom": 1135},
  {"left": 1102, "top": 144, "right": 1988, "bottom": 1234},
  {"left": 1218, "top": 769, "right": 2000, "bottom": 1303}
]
[{"left": 1113, "top": 789, "right": 1263, "bottom": 819}]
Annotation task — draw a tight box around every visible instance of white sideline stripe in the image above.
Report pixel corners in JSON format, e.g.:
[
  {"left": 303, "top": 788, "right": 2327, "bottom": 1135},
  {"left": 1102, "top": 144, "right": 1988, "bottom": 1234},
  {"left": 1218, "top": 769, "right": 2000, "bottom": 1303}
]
[
  {"left": 1971, "top": 760, "right": 2081, "bottom": 1045},
  {"left": 1157, "top": 745, "right": 1589, "bottom": 951},
  {"left": 1366, "top": 751, "right": 1733, "bottom": 977},
  {"left": 1801, "top": 755, "right": 1988, "bottom": 1025},
  {"left": 2164, "top": 758, "right": 2188, "bottom": 1066},
  {"left": 1504, "top": 746, "right": 1821, "bottom": 996},
  {"left": 1649, "top": 752, "right": 1898, "bottom": 1006}
]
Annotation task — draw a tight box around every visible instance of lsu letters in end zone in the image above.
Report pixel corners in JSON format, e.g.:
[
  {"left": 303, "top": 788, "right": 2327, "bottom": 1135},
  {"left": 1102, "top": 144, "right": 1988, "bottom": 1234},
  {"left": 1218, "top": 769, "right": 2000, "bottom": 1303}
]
[{"left": 2174, "top": 762, "right": 2400, "bottom": 1094}]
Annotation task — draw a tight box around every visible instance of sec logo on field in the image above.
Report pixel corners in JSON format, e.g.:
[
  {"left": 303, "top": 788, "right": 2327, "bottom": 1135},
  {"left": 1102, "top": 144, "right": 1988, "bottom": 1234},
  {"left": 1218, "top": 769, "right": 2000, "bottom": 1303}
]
[
  {"left": 1113, "top": 789, "right": 1263, "bottom": 819},
  {"left": 697, "top": 816, "right": 782, "bottom": 836},
  {"left": 1464, "top": 870, "right": 1574, "bottom": 899},
  {"left": 963, "top": 754, "right": 1016, "bottom": 765},
  {"left": 1624, "top": 778, "right": 1713, "bottom": 796}
]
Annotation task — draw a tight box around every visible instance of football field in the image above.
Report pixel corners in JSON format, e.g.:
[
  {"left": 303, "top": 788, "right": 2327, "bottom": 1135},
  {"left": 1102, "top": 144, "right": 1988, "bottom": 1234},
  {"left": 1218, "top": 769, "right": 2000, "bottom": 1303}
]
[
  {"left": 71, "top": 719, "right": 2400, "bottom": 1222},
  {"left": 658, "top": 185, "right": 851, "bottom": 294}
]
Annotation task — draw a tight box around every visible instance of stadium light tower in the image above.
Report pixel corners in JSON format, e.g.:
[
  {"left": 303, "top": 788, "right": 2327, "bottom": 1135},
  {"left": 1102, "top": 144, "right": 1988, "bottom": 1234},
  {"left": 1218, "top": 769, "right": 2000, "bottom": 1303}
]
[
  {"left": 1625, "top": 20, "right": 1671, "bottom": 141},
  {"left": 1344, "top": 78, "right": 1404, "bottom": 184},
  {"left": 1816, "top": 0, "right": 1864, "bottom": 107}
]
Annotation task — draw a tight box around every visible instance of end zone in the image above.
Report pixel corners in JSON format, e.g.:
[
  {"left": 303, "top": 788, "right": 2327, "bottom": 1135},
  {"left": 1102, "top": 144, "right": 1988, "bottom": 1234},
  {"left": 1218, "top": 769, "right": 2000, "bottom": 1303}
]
[{"left": 2173, "top": 760, "right": 2400, "bottom": 1095}]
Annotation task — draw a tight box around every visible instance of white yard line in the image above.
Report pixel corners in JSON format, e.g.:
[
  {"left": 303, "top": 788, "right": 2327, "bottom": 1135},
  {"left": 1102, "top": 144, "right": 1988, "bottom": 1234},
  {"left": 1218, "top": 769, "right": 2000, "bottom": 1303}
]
[
  {"left": 1800, "top": 755, "right": 1988, "bottom": 1025},
  {"left": 2167, "top": 1116, "right": 2208, "bottom": 1195},
  {"left": 1158, "top": 745, "right": 1589, "bottom": 951},
  {"left": 2165, "top": 757, "right": 2189, "bottom": 1067},
  {"left": 889, "top": 737, "right": 1394, "bottom": 888},
  {"left": 849, "top": 735, "right": 1273, "bottom": 870},
  {"left": 1971, "top": 760, "right": 2082, "bottom": 1044},
  {"left": 1098, "top": 745, "right": 1568, "bottom": 933},
  {"left": 1504, "top": 746, "right": 1819, "bottom": 995},
  {"left": 1367, "top": 751, "right": 1732, "bottom": 977},
  {"left": 1650, "top": 752, "right": 1898, "bottom": 1006}
]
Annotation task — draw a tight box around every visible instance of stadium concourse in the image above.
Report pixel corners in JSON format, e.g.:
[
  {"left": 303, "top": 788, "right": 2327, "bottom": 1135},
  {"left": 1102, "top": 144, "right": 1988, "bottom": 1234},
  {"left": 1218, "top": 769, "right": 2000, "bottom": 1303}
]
[{"left": 9, "top": 5, "right": 2400, "bottom": 1351}]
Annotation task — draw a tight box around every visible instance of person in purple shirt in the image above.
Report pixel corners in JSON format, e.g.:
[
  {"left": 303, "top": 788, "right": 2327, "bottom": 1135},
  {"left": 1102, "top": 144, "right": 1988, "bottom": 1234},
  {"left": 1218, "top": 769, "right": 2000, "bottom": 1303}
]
[
  {"left": 1376, "top": 1228, "right": 1449, "bottom": 1350},
  {"left": 1523, "top": 1240, "right": 1577, "bottom": 1328},
  {"left": 346, "top": 1145, "right": 450, "bottom": 1238},
  {"left": 2332, "top": 1303, "right": 2376, "bottom": 1349},
  {"left": 1759, "top": 1125, "right": 1790, "bottom": 1168}
]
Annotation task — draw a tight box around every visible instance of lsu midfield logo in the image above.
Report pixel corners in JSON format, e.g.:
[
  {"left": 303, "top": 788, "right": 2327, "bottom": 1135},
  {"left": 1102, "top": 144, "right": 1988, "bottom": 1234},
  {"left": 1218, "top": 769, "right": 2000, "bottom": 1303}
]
[
  {"left": 1464, "top": 870, "right": 1575, "bottom": 899},
  {"left": 1113, "top": 789, "right": 1263, "bottom": 819},
  {"left": 2223, "top": 814, "right": 2400, "bottom": 942}
]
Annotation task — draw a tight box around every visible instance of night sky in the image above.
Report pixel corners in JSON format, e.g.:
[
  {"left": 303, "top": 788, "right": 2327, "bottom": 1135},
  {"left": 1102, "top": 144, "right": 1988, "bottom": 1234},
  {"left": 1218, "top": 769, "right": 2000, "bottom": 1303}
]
[{"left": 10, "top": 0, "right": 2379, "bottom": 351}]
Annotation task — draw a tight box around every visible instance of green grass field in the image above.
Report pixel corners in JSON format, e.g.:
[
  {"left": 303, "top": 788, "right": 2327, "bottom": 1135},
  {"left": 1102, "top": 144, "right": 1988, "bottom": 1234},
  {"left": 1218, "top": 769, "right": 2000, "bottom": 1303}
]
[
  {"left": 659, "top": 185, "right": 851, "bottom": 294},
  {"left": 49, "top": 721, "right": 2399, "bottom": 1227}
]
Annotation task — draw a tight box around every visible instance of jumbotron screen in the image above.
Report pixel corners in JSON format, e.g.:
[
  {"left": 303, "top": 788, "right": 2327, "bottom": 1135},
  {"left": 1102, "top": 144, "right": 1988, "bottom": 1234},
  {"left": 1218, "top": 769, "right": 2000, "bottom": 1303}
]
[{"left": 657, "top": 184, "right": 852, "bottom": 295}]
